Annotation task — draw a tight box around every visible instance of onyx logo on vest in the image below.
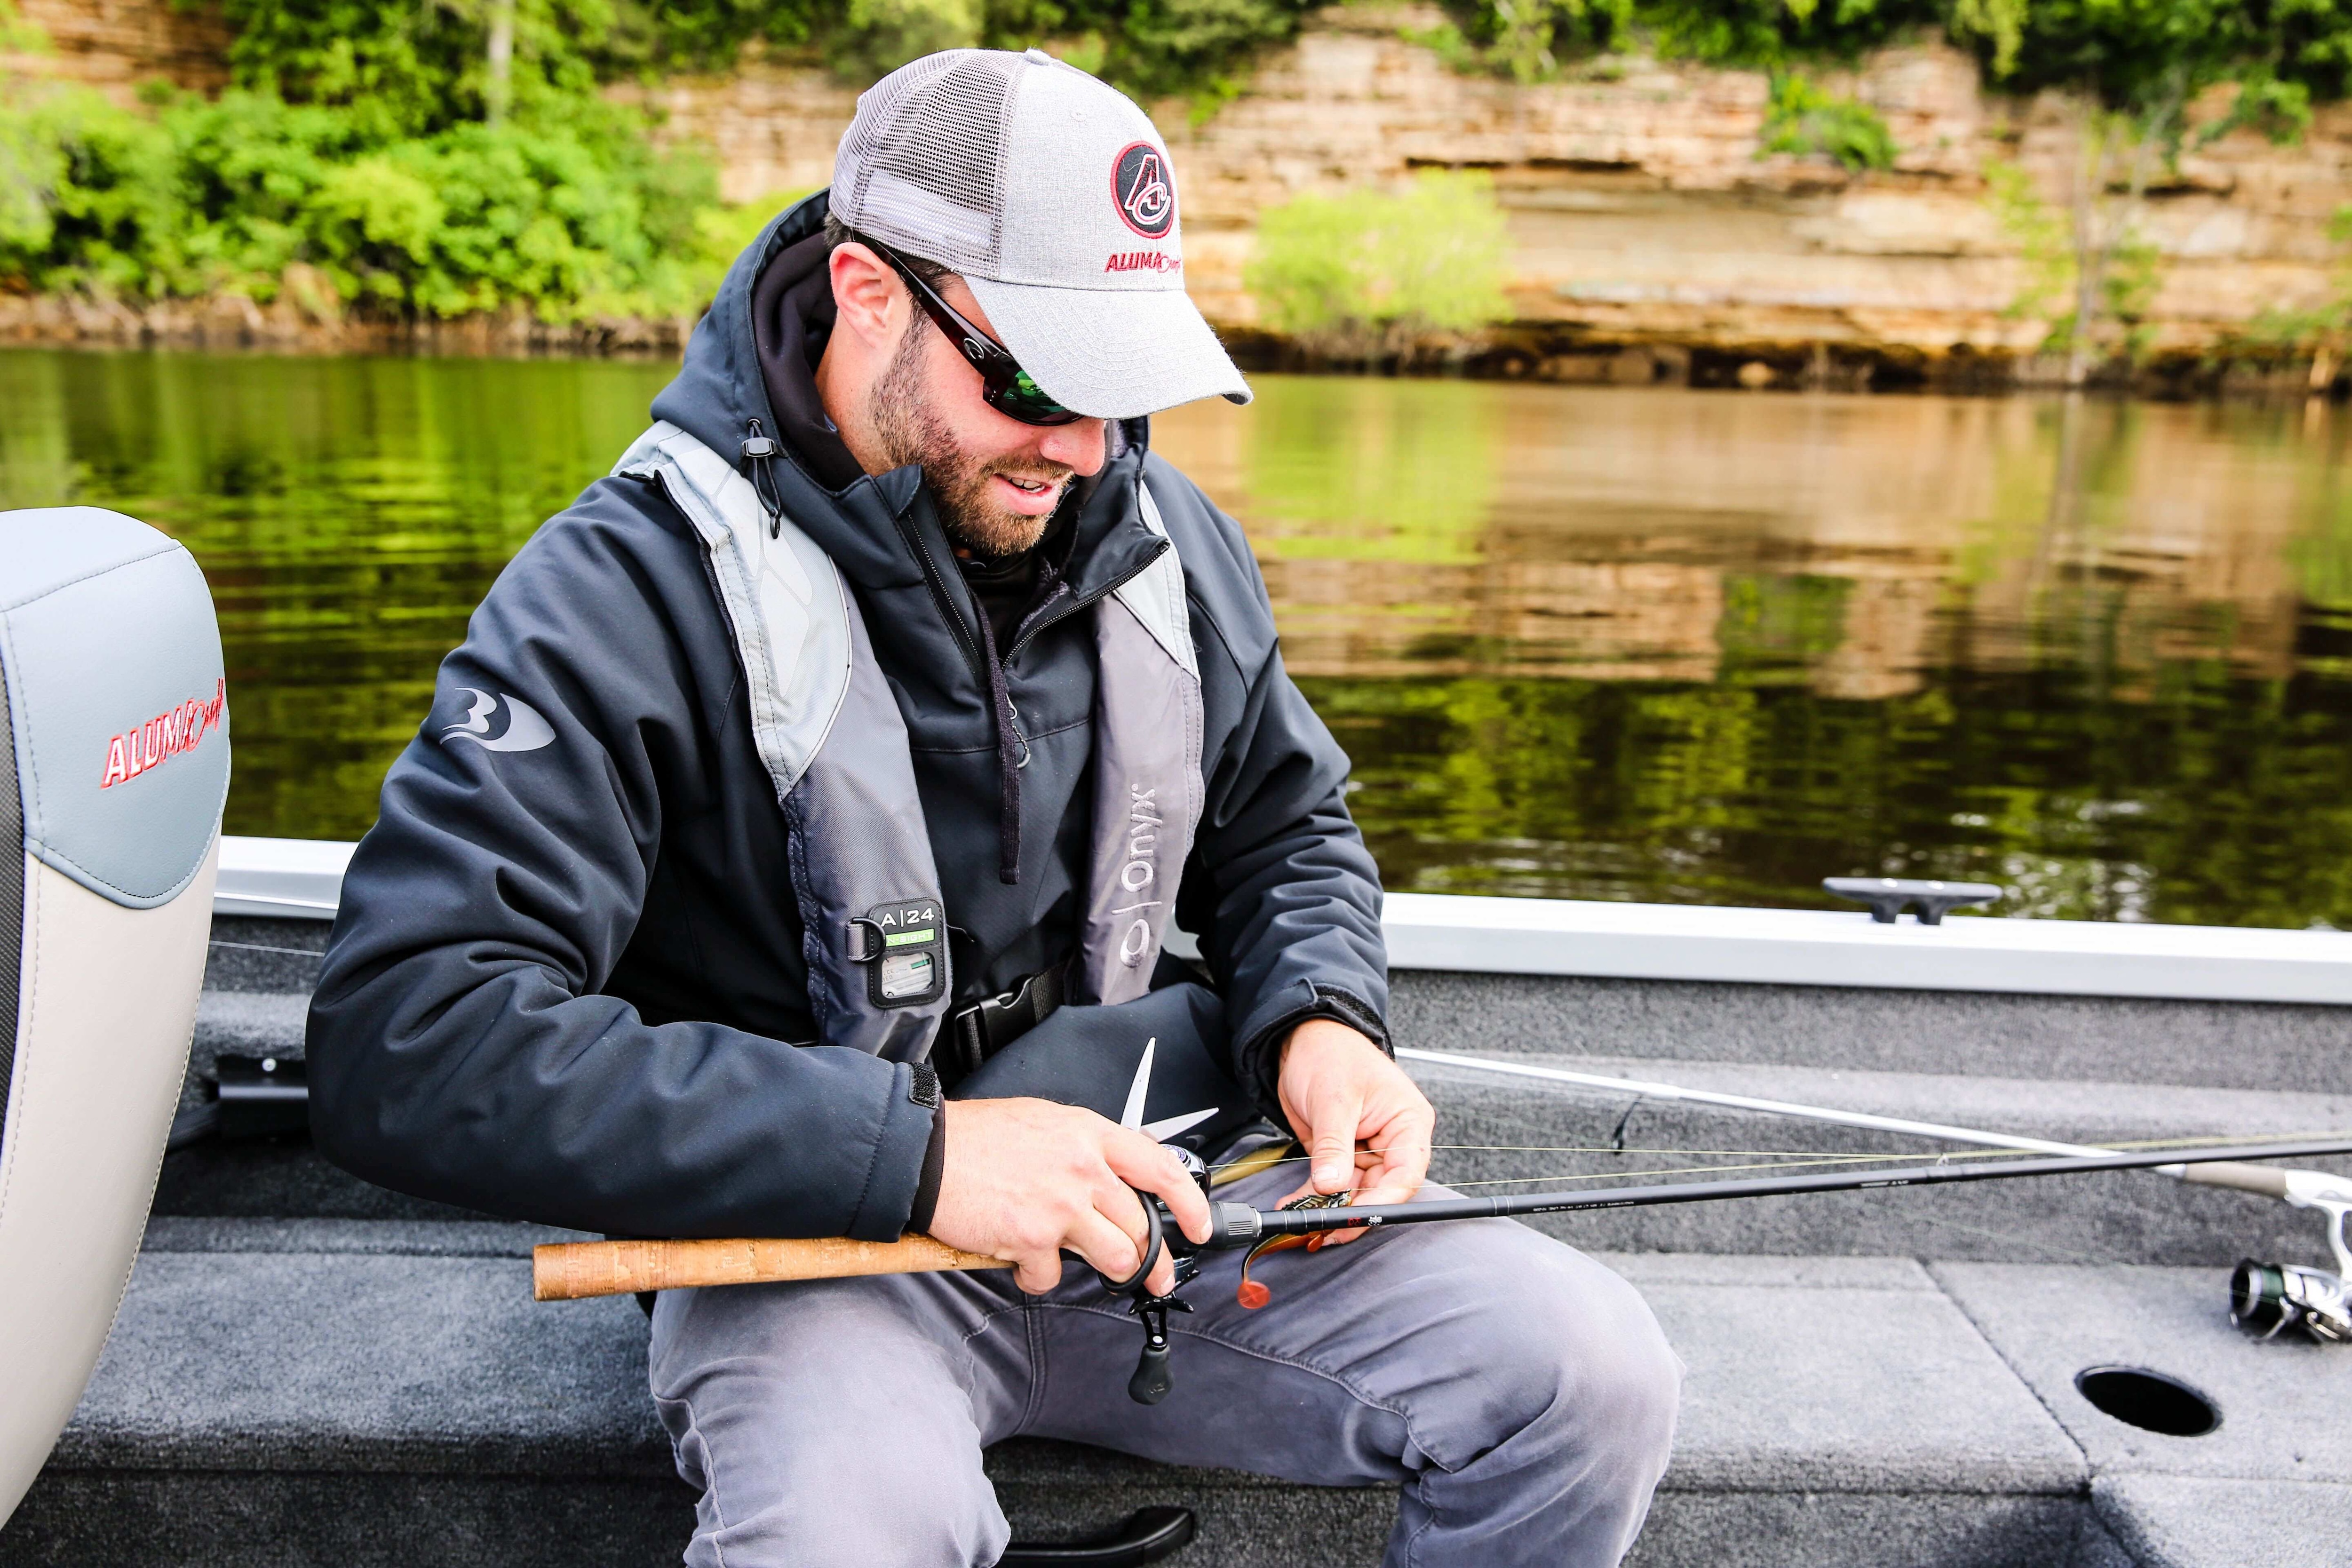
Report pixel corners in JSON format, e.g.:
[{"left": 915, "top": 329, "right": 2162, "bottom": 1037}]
[
  {"left": 1112, "top": 142, "right": 1175, "bottom": 240},
  {"left": 438, "top": 687, "right": 556, "bottom": 753},
  {"left": 1113, "top": 783, "right": 1164, "bottom": 966}
]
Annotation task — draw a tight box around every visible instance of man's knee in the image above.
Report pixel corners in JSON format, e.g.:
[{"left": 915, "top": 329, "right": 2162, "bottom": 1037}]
[
  {"left": 651, "top": 1281, "right": 1011, "bottom": 1568},
  {"left": 1435, "top": 1225, "right": 1683, "bottom": 1462},
  {"left": 658, "top": 1369, "right": 1008, "bottom": 1568}
]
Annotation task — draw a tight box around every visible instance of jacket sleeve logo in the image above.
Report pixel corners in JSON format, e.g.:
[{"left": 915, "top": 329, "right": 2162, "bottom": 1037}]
[
  {"left": 439, "top": 687, "right": 556, "bottom": 753},
  {"left": 99, "top": 677, "right": 227, "bottom": 788},
  {"left": 1111, "top": 142, "right": 1176, "bottom": 240}
]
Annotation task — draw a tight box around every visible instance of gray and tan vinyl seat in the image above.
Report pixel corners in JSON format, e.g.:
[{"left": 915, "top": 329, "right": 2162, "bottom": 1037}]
[{"left": 0, "top": 509, "right": 227, "bottom": 1526}]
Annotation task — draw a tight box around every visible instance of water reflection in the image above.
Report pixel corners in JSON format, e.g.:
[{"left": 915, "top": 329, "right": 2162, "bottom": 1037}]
[
  {"left": 1149, "top": 383, "right": 2352, "bottom": 928},
  {"left": 5, "top": 350, "right": 2349, "bottom": 928}
]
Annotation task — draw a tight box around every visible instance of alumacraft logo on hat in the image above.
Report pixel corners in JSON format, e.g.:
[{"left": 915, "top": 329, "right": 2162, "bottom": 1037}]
[{"left": 1112, "top": 141, "right": 1176, "bottom": 239}]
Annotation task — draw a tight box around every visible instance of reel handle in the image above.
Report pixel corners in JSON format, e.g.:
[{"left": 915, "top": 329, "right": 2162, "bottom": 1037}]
[
  {"left": 1128, "top": 1307, "right": 1176, "bottom": 1404},
  {"left": 1091, "top": 1187, "right": 1167, "bottom": 1298}
]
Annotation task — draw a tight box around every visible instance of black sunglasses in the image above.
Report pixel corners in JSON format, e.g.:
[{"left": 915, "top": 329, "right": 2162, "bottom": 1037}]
[{"left": 874, "top": 244, "right": 1084, "bottom": 428}]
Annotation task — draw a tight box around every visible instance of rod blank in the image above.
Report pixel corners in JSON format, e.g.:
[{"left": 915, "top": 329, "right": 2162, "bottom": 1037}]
[
  {"left": 1247, "top": 1137, "right": 2352, "bottom": 1238},
  {"left": 1395, "top": 1046, "right": 2340, "bottom": 1193}
]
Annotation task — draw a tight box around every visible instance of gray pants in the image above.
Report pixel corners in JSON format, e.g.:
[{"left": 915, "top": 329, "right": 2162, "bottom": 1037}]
[{"left": 648, "top": 1171, "right": 1683, "bottom": 1568}]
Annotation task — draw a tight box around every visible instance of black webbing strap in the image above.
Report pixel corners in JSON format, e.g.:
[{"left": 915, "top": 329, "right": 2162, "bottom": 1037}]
[
  {"left": 945, "top": 959, "right": 1070, "bottom": 1082},
  {"left": 0, "top": 669, "right": 21, "bottom": 1161}
]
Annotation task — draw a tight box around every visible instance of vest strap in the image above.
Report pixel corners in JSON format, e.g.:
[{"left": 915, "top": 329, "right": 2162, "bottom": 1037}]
[{"left": 943, "top": 959, "right": 1071, "bottom": 1084}]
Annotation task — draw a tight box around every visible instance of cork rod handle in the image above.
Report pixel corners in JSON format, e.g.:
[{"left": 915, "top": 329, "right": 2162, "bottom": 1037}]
[{"left": 532, "top": 1235, "right": 1009, "bottom": 1302}]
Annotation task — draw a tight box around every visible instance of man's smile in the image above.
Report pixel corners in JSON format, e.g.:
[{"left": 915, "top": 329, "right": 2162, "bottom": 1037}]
[{"left": 992, "top": 470, "right": 1068, "bottom": 516}]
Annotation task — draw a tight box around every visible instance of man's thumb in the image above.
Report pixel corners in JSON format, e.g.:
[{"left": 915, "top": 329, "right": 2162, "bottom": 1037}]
[{"left": 1311, "top": 1115, "right": 1357, "bottom": 1192}]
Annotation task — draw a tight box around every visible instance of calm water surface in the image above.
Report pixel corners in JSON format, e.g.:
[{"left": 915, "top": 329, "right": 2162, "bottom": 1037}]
[{"left": 6, "top": 349, "right": 2351, "bottom": 929}]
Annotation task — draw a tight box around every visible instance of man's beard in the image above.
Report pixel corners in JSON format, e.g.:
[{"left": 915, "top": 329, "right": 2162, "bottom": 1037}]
[{"left": 871, "top": 329, "right": 1072, "bottom": 558}]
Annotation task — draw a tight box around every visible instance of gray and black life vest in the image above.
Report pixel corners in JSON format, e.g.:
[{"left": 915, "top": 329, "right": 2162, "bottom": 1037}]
[{"left": 614, "top": 423, "right": 1204, "bottom": 1065}]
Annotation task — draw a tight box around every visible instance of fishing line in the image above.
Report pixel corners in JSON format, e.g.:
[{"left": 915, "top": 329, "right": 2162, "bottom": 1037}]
[{"left": 1208, "top": 1132, "right": 2352, "bottom": 1181}]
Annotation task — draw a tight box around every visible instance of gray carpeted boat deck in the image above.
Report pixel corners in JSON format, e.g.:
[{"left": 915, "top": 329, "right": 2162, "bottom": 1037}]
[{"left": 4, "top": 916, "right": 2347, "bottom": 1566}]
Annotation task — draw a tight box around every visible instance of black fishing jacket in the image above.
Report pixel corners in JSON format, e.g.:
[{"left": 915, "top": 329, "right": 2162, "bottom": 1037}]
[{"left": 305, "top": 193, "right": 1389, "bottom": 1242}]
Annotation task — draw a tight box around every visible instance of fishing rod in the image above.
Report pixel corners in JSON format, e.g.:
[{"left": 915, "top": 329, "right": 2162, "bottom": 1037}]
[
  {"left": 1215, "top": 1138, "right": 2352, "bottom": 1239},
  {"left": 1398, "top": 1045, "right": 2336, "bottom": 1186},
  {"left": 536, "top": 1134, "right": 2352, "bottom": 1406},
  {"left": 1396, "top": 1046, "right": 2352, "bottom": 1341}
]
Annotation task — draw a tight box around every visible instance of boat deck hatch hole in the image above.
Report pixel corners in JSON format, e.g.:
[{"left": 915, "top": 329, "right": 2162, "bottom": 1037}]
[{"left": 2074, "top": 1367, "right": 2220, "bottom": 1436}]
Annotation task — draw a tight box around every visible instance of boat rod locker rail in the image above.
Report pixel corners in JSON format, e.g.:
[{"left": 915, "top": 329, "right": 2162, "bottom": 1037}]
[{"left": 166, "top": 1054, "right": 309, "bottom": 1151}]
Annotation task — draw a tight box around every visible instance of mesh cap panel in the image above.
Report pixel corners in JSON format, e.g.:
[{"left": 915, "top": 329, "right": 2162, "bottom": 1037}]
[
  {"left": 835, "top": 50, "right": 1016, "bottom": 273},
  {"left": 825, "top": 48, "right": 1250, "bottom": 416}
]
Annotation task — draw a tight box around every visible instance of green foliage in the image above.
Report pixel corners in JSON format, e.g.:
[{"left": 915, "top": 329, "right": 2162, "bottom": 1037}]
[
  {"left": 203, "top": 0, "right": 1322, "bottom": 136},
  {"left": 1, "top": 0, "right": 1327, "bottom": 324},
  {"left": 1986, "top": 158, "right": 2072, "bottom": 321},
  {"left": 1090, "top": 0, "right": 1313, "bottom": 100},
  {"left": 1757, "top": 71, "right": 1898, "bottom": 169},
  {"left": 218, "top": 0, "right": 623, "bottom": 138},
  {"left": 1987, "top": 94, "right": 2174, "bottom": 380},
  {"left": 0, "top": 83, "right": 742, "bottom": 321},
  {"left": 2241, "top": 205, "right": 2352, "bottom": 358},
  {"left": 0, "top": 0, "right": 48, "bottom": 54},
  {"left": 1245, "top": 171, "right": 1513, "bottom": 351},
  {"left": 0, "top": 91, "right": 65, "bottom": 252},
  {"left": 833, "top": 0, "right": 984, "bottom": 81},
  {"left": 608, "top": 0, "right": 1317, "bottom": 100},
  {"left": 1421, "top": 0, "right": 2352, "bottom": 121},
  {"left": 1423, "top": 0, "right": 1940, "bottom": 80}
]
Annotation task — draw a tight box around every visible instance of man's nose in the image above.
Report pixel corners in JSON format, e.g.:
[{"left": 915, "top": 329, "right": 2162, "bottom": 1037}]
[{"left": 1039, "top": 418, "right": 1109, "bottom": 477}]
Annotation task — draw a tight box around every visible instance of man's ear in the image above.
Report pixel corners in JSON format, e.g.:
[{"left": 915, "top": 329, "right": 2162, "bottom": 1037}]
[{"left": 829, "top": 242, "right": 906, "bottom": 352}]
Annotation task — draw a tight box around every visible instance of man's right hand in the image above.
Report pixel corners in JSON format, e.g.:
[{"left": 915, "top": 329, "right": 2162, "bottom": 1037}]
[{"left": 927, "top": 1098, "right": 1213, "bottom": 1297}]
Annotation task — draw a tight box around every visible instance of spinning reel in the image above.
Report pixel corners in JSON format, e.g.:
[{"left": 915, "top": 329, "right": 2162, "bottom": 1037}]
[{"left": 2227, "top": 1174, "right": 2352, "bottom": 1344}]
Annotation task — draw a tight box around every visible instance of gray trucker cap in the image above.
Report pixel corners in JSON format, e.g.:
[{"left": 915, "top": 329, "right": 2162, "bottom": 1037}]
[{"left": 830, "top": 48, "right": 1250, "bottom": 421}]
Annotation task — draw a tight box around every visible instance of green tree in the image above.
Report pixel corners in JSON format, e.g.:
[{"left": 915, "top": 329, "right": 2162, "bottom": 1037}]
[
  {"left": 1758, "top": 71, "right": 1898, "bottom": 171},
  {"left": 1245, "top": 170, "right": 1514, "bottom": 361}
]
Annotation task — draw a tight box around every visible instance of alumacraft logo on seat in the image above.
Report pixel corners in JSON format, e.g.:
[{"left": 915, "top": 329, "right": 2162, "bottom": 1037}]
[
  {"left": 439, "top": 687, "right": 556, "bottom": 753},
  {"left": 99, "top": 678, "right": 226, "bottom": 789}
]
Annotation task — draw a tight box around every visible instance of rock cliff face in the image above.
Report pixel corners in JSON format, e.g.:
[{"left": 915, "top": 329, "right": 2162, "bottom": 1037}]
[
  {"left": 6, "top": 0, "right": 230, "bottom": 98},
  {"left": 1177, "top": 16, "right": 2351, "bottom": 371},
  {"left": 623, "top": 8, "right": 2352, "bottom": 383},
  {"left": 12, "top": 0, "right": 2352, "bottom": 379}
]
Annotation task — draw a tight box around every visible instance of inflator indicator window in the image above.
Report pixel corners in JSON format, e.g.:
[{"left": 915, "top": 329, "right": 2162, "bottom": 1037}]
[{"left": 881, "top": 951, "right": 935, "bottom": 1001}]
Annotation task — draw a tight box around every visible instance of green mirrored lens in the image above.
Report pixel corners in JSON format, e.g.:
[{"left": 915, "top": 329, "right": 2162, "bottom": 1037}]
[{"left": 1000, "top": 369, "right": 1073, "bottom": 420}]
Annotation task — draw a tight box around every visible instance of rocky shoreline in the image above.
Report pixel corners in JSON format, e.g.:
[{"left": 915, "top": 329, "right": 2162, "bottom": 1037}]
[
  {"left": 12, "top": 1, "right": 2352, "bottom": 397},
  {"left": 6, "top": 291, "right": 2335, "bottom": 402}
]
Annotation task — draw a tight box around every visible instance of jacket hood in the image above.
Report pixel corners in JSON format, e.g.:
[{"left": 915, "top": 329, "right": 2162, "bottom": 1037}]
[{"left": 652, "top": 195, "right": 885, "bottom": 507}]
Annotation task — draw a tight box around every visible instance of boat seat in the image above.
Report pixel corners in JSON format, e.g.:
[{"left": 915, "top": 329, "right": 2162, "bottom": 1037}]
[{"left": 0, "top": 508, "right": 228, "bottom": 1527}]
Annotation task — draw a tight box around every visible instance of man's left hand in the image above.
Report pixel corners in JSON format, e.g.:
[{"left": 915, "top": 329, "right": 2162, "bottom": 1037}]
[{"left": 1275, "top": 1018, "right": 1434, "bottom": 1244}]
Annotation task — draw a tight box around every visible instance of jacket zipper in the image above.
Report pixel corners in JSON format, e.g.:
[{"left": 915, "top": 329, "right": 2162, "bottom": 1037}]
[
  {"left": 1005, "top": 535, "right": 1170, "bottom": 665},
  {"left": 901, "top": 510, "right": 1173, "bottom": 755}
]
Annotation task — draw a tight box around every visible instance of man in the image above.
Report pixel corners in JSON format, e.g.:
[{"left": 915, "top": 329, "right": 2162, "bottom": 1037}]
[{"left": 308, "top": 48, "right": 1679, "bottom": 1568}]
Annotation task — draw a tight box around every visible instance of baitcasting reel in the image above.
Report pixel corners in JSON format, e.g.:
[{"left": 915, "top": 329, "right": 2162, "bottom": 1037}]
[
  {"left": 1095, "top": 1149, "right": 1212, "bottom": 1406},
  {"left": 2227, "top": 1174, "right": 2351, "bottom": 1344}
]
